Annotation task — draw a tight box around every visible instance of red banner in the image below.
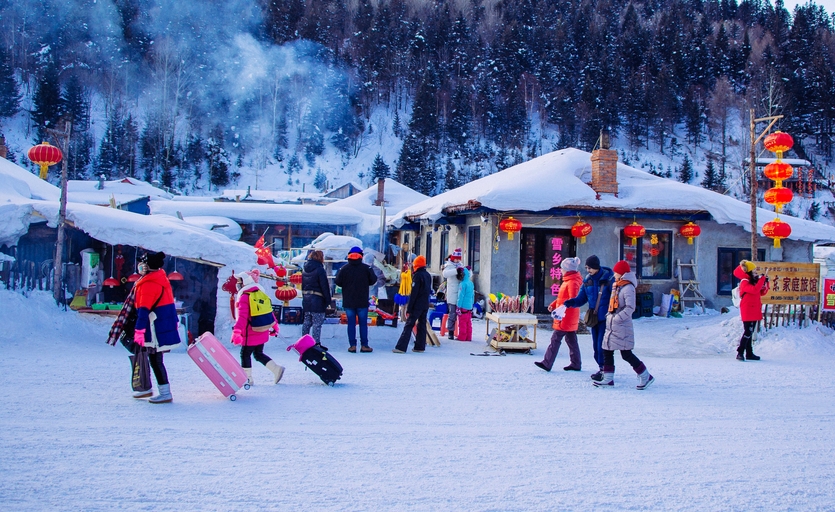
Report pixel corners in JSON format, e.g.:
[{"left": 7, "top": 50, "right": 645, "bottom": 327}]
[{"left": 823, "top": 278, "right": 835, "bottom": 311}]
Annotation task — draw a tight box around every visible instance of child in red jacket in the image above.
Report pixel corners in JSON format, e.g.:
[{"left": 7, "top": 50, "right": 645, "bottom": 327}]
[
  {"left": 733, "top": 260, "right": 770, "bottom": 361},
  {"left": 536, "top": 257, "right": 583, "bottom": 372}
]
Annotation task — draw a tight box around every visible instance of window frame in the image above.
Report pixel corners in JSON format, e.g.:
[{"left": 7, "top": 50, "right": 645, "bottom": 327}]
[
  {"left": 439, "top": 230, "right": 449, "bottom": 269},
  {"left": 716, "top": 247, "right": 766, "bottom": 295},
  {"left": 619, "top": 229, "right": 673, "bottom": 280},
  {"left": 425, "top": 231, "right": 433, "bottom": 268},
  {"left": 468, "top": 226, "right": 481, "bottom": 274}
]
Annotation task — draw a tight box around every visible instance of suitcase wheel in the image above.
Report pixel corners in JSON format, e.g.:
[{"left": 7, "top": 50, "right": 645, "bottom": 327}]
[
  {"left": 244, "top": 383, "right": 251, "bottom": 390},
  {"left": 230, "top": 394, "right": 237, "bottom": 401}
]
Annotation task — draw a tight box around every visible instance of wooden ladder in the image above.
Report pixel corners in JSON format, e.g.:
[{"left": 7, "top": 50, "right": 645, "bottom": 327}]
[{"left": 676, "top": 259, "right": 706, "bottom": 313}]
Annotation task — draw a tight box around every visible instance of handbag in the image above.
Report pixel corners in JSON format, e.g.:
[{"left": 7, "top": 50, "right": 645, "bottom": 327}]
[
  {"left": 583, "top": 285, "right": 606, "bottom": 327},
  {"left": 130, "top": 346, "right": 152, "bottom": 392}
]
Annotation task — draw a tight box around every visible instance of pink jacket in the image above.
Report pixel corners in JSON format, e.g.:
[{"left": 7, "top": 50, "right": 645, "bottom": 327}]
[
  {"left": 733, "top": 266, "right": 769, "bottom": 322},
  {"left": 232, "top": 284, "right": 276, "bottom": 346}
]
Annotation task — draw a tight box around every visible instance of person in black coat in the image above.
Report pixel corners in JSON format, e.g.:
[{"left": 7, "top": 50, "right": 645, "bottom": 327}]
[
  {"left": 302, "top": 250, "right": 332, "bottom": 348},
  {"left": 394, "top": 255, "right": 432, "bottom": 353},
  {"left": 334, "top": 246, "right": 377, "bottom": 352}
]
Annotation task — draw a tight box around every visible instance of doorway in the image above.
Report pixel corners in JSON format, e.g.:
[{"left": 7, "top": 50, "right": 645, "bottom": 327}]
[{"left": 519, "top": 229, "right": 575, "bottom": 314}]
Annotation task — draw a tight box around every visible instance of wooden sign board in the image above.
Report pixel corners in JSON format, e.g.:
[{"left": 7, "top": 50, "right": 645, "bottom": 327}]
[{"left": 751, "top": 262, "right": 820, "bottom": 305}]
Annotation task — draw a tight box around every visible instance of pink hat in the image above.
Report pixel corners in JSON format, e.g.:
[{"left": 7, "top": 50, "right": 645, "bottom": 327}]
[
  {"left": 286, "top": 334, "right": 317, "bottom": 360},
  {"left": 450, "top": 248, "right": 462, "bottom": 260}
]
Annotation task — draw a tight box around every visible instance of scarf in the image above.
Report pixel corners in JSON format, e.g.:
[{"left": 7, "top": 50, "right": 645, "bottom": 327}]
[
  {"left": 608, "top": 279, "right": 632, "bottom": 313},
  {"left": 107, "top": 287, "right": 137, "bottom": 346}
]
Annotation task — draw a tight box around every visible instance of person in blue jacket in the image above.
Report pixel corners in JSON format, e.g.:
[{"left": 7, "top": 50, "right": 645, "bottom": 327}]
[{"left": 564, "top": 255, "right": 613, "bottom": 382}]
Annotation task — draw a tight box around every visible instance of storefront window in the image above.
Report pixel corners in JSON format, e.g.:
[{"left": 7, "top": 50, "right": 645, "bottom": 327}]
[
  {"left": 620, "top": 230, "right": 672, "bottom": 279},
  {"left": 440, "top": 231, "right": 449, "bottom": 268},
  {"left": 468, "top": 226, "right": 480, "bottom": 274},
  {"left": 717, "top": 248, "right": 765, "bottom": 295},
  {"left": 425, "top": 232, "right": 432, "bottom": 268}
]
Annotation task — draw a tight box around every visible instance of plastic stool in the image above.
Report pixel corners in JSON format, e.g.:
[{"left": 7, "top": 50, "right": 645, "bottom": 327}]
[{"left": 439, "top": 314, "right": 459, "bottom": 337}]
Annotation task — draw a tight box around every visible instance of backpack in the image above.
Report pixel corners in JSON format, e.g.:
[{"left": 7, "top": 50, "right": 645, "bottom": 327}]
[
  {"left": 731, "top": 285, "right": 741, "bottom": 308},
  {"left": 247, "top": 289, "right": 276, "bottom": 332}
]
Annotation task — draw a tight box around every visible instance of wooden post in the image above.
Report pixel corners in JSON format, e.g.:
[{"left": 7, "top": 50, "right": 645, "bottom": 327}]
[
  {"left": 46, "top": 121, "right": 72, "bottom": 304},
  {"left": 748, "top": 112, "right": 782, "bottom": 261}
]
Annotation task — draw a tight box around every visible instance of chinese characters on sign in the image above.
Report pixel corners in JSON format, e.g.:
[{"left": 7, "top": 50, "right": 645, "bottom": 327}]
[
  {"left": 549, "top": 237, "right": 564, "bottom": 297},
  {"left": 750, "top": 262, "right": 821, "bottom": 305}
]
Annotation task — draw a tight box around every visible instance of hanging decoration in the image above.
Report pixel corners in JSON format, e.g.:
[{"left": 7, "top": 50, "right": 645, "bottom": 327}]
[
  {"left": 168, "top": 257, "right": 184, "bottom": 281},
  {"left": 127, "top": 248, "right": 142, "bottom": 283},
  {"left": 499, "top": 216, "right": 522, "bottom": 241},
  {"left": 114, "top": 248, "right": 125, "bottom": 281},
  {"left": 762, "top": 131, "right": 795, "bottom": 246},
  {"left": 571, "top": 220, "right": 592, "bottom": 244},
  {"left": 624, "top": 221, "right": 646, "bottom": 246},
  {"left": 103, "top": 245, "right": 120, "bottom": 288},
  {"left": 27, "top": 142, "right": 63, "bottom": 180},
  {"left": 678, "top": 222, "right": 701, "bottom": 245},
  {"left": 222, "top": 272, "right": 239, "bottom": 318},
  {"left": 289, "top": 272, "right": 303, "bottom": 287},
  {"left": 275, "top": 284, "right": 298, "bottom": 306},
  {"left": 762, "top": 218, "right": 791, "bottom": 249}
]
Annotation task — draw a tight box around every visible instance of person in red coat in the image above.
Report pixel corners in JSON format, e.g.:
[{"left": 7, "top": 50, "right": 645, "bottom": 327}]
[
  {"left": 536, "top": 257, "right": 583, "bottom": 372},
  {"left": 233, "top": 270, "right": 284, "bottom": 384},
  {"left": 733, "top": 260, "right": 770, "bottom": 361}
]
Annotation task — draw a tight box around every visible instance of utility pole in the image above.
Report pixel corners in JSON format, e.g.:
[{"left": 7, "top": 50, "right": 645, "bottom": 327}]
[
  {"left": 748, "top": 110, "right": 781, "bottom": 261},
  {"left": 46, "top": 120, "right": 72, "bottom": 304}
]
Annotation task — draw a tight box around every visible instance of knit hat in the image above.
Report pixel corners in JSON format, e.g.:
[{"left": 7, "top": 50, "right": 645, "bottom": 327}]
[
  {"left": 347, "top": 246, "right": 364, "bottom": 260},
  {"left": 585, "top": 255, "right": 600, "bottom": 270},
  {"left": 450, "top": 248, "right": 463, "bottom": 261},
  {"left": 613, "top": 260, "right": 631, "bottom": 275},
  {"left": 413, "top": 255, "right": 426, "bottom": 269},
  {"left": 560, "top": 256, "right": 581, "bottom": 273},
  {"left": 237, "top": 269, "right": 259, "bottom": 289},
  {"left": 141, "top": 251, "right": 166, "bottom": 270},
  {"left": 740, "top": 260, "right": 756, "bottom": 273}
]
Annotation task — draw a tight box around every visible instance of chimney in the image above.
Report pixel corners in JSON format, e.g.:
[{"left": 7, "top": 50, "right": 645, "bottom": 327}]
[
  {"left": 375, "top": 178, "right": 386, "bottom": 206},
  {"left": 590, "top": 131, "right": 618, "bottom": 197},
  {"left": 0, "top": 135, "right": 6, "bottom": 159}
]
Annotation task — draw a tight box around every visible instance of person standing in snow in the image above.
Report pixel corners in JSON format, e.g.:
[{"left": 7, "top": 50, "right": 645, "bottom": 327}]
[
  {"left": 734, "top": 260, "right": 769, "bottom": 361},
  {"left": 301, "top": 250, "right": 332, "bottom": 350},
  {"left": 132, "top": 251, "right": 181, "bottom": 403},
  {"left": 394, "top": 263, "right": 412, "bottom": 321},
  {"left": 233, "top": 270, "right": 284, "bottom": 385},
  {"left": 334, "top": 246, "right": 377, "bottom": 353},
  {"left": 456, "top": 266, "right": 475, "bottom": 341},
  {"left": 593, "top": 260, "right": 654, "bottom": 389},
  {"left": 564, "top": 255, "right": 613, "bottom": 382},
  {"left": 536, "top": 257, "right": 583, "bottom": 372},
  {"left": 441, "top": 248, "right": 464, "bottom": 339},
  {"left": 393, "top": 255, "right": 432, "bottom": 353}
]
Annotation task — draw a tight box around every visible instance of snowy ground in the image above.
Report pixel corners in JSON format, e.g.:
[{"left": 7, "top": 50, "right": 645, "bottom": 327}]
[{"left": 2, "top": 290, "right": 835, "bottom": 511}]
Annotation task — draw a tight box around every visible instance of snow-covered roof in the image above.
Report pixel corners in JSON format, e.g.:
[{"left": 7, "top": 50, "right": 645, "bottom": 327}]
[
  {"left": 150, "top": 200, "right": 366, "bottom": 226},
  {"left": 67, "top": 177, "right": 173, "bottom": 206},
  {"left": 325, "top": 179, "right": 429, "bottom": 216},
  {"left": 181, "top": 216, "right": 242, "bottom": 241},
  {"left": 219, "top": 189, "right": 329, "bottom": 204},
  {"left": 390, "top": 148, "right": 835, "bottom": 244},
  {"left": 0, "top": 158, "right": 60, "bottom": 203}
]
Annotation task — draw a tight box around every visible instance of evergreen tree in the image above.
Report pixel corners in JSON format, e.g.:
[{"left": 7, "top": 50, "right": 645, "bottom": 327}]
[
  {"left": 370, "top": 154, "right": 390, "bottom": 183},
  {"left": 678, "top": 155, "right": 693, "bottom": 183},
  {"left": 443, "top": 159, "right": 460, "bottom": 191},
  {"left": 286, "top": 153, "right": 302, "bottom": 179},
  {"left": 0, "top": 45, "right": 20, "bottom": 122},
  {"left": 701, "top": 159, "right": 719, "bottom": 191},
  {"left": 314, "top": 167, "right": 328, "bottom": 191},
  {"left": 31, "top": 64, "right": 63, "bottom": 142},
  {"left": 206, "top": 126, "right": 230, "bottom": 189}
]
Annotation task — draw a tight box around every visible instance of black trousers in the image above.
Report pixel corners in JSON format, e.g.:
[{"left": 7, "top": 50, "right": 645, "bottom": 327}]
[
  {"left": 241, "top": 345, "right": 272, "bottom": 368},
  {"left": 602, "top": 349, "right": 645, "bottom": 374},
  {"left": 395, "top": 309, "right": 428, "bottom": 352},
  {"left": 739, "top": 321, "right": 757, "bottom": 353},
  {"left": 148, "top": 351, "right": 169, "bottom": 386}
]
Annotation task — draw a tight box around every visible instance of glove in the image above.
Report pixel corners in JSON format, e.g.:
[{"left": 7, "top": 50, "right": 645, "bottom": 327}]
[
  {"left": 231, "top": 331, "right": 244, "bottom": 345},
  {"left": 269, "top": 326, "right": 279, "bottom": 337},
  {"left": 134, "top": 329, "right": 146, "bottom": 347}
]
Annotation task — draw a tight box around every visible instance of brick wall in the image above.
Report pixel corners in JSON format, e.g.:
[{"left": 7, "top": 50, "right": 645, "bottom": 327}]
[{"left": 591, "top": 149, "right": 618, "bottom": 195}]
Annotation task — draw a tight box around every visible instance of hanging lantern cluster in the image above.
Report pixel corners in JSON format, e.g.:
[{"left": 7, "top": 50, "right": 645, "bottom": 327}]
[
  {"left": 571, "top": 219, "right": 592, "bottom": 244},
  {"left": 762, "top": 131, "right": 794, "bottom": 247},
  {"left": 499, "top": 216, "right": 522, "bottom": 241},
  {"left": 679, "top": 221, "right": 701, "bottom": 245},
  {"left": 624, "top": 221, "right": 645, "bottom": 246},
  {"left": 27, "top": 142, "right": 63, "bottom": 180}
]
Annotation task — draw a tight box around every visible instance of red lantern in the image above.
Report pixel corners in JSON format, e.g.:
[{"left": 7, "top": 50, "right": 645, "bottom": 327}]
[
  {"left": 763, "top": 218, "right": 792, "bottom": 248},
  {"left": 764, "top": 187, "right": 794, "bottom": 213},
  {"left": 678, "top": 222, "right": 701, "bottom": 245},
  {"left": 763, "top": 131, "right": 794, "bottom": 159},
  {"left": 289, "top": 272, "right": 303, "bottom": 286},
  {"left": 275, "top": 284, "right": 298, "bottom": 306},
  {"left": 763, "top": 161, "right": 794, "bottom": 187},
  {"left": 499, "top": 216, "right": 522, "bottom": 241},
  {"left": 624, "top": 221, "right": 645, "bottom": 246},
  {"left": 571, "top": 220, "right": 592, "bottom": 244},
  {"left": 27, "top": 142, "right": 63, "bottom": 180},
  {"left": 650, "top": 248, "right": 660, "bottom": 257},
  {"left": 274, "top": 266, "right": 287, "bottom": 279}
]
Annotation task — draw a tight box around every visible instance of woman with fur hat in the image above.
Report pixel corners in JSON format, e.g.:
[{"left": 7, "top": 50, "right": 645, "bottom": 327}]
[
  {"left": 536, "top": 257, "right": 583, "bottom": 372},
  {"left": 594, "top": 260, "right": 654, "bottom": 390},
  {"left": 133, "top": 251, "right": 181, "bottom": 403},
  {"left": 233, "top": 269, "right": 284, "bottom": 385},
  {"left": 733, "top": 260, "right": 769, "bottom": 361}
]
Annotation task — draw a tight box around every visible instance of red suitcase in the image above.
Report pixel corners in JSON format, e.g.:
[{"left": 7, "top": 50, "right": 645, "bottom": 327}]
[{"left": 188, "top": 332, "right": 249, "bottom": 401}]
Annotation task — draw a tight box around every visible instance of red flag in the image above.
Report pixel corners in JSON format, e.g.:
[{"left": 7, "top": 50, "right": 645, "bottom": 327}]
[{"left": 255, "top": 235, "right": 265, "bottom": 249}]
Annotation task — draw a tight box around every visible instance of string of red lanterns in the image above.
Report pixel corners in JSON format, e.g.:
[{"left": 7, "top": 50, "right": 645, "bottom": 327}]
[{"left": 762, "top": 131, "right": 794, "bottom": 247}]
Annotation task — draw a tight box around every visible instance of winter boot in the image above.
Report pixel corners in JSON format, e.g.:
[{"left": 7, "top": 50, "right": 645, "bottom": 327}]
[
  {"left": 590, "top": 370, "right": 604, "bottom": 382},
  {"left": 745, "top": 339, "right": 760, "bottom": 361},
  {"left": 736, "top": 350, "right": 745, "bottom": 361},
  {"left": 636, "top": 370, "right": 655, "bottom": 390},
  {"left": 149, "top": 384, "right": 172, "bottom": 403},
  {"left": 244, "top": 367, "right": 253, "bottom": 386},
  {"left": 534, "top": 361, "right": 551, "bottom": 372},
  {"left": 133, "top": 389, "right": 153, "bottom": 399},
  {"left": 593, "top": 372, "right": 614, "bottom": 387},
  {"left": 266, "top": 360, "right": 285, "bottom": 384}
]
